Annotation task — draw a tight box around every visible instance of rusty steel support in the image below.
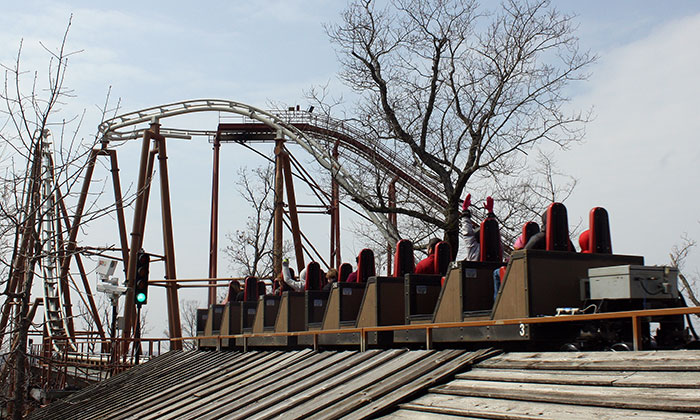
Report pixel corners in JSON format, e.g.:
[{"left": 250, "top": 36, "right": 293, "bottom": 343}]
[
  {"left": 0, "top": 252, "right": 25, "bottom": 349},
  {"left": 123, "top": 125, "right": 157, "bottom": 349},
  {"left": 59, "top": 148, "right": 100, "bottom": 338},
  {"left": 282, "top": 151, "right": 304, "bottom": 273},
  {"left": 208, "top": 135, "right": 221, "bottom": 305},
  {"left": 54, "top": 187, "right": 106, "bottom": 342},
  {"left": 330, "top": 140, "right": 341, "bottom": 269},
  {"left": 154, "top": 132, "right": 182, "bottom": 349},
  {"left": 387, "top": 178, "right": 398, "bottom": 275},
  {"left": 107, "top": 150, "right": 131, "bottom": 270},
  {"left": 273, "top": 135, "right": 285, "bottom": 278}
]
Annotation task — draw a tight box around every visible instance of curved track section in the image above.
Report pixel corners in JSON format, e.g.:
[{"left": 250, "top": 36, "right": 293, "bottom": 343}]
[
  {"left": 39, "top": 134, "right": 75, "bottom": 351},
  {"left": 98, "top": 99, "right": 445, "bottom": 243}
]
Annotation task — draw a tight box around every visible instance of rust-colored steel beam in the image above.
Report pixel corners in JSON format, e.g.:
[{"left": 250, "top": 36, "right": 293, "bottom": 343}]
[
  {"left": 155, "top": 133, "right": 182, "bottom": 349},
  {"left": 55, "top": 189, "right": 106, "bottom": 342},
  {"left": 59, "top": 149, "right": 100, "bottom": 339},
  {"left": 330, "top": 140, "right": 341, "bottom": 268},
  {"left": 273, "top": 136, "right": 284, "bottom": 278},
  {"left": 282, "top": 151, "right": 304, "bottom": 273},
  {"left": 387, "top": 178, "right": 398, "bottom": 275},
  {"left": 0, "top": 242, "right": 27, "bottom": 349},
  {"left": 208, "top": 135, "right": 221, "bottom": 305},
  {"left": 123, "top": 126, "right": 158, "bottom": 348},
  {"left": 107, "top": 150, "right": 130, "bottom": 270}
]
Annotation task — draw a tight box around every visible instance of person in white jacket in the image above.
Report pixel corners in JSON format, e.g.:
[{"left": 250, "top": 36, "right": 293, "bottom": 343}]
[
  {"left": 282, "top": 258, "right": 305, "bottom": 292},
  {"left": 459, "top": 194, "right": 481, "bottom": 262}
]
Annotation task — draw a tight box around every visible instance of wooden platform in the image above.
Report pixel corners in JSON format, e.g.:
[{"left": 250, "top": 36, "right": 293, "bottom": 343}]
[
  {"left": 386, "top": 350, "right": 700, "bottom": 419},
  {"left": 28, "top": 348, "right": 499, "bottom": 420}
]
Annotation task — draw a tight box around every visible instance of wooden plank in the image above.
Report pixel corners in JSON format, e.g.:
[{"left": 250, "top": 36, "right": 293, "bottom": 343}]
[
  {"left": 139, "top": 351, "right": 312, "bottom": 420},
  {"left": 477, "top": 351, "right": 700, "bottom": 371},
  {"left": 342, "top": 349, "right": 498, "bottom": 420},
  {"left": 457, "top": 368, "right": 624, "bottom": 386},
  {"left": 480, "top": 350, "right": 700, "bottom": 363},
  {"left": 85, "top": 351, "right": 237, "bottom": 420},
  {"left": 132, "top": 352, "right": 292, "bottom": 420},
  {"left": 279, "top": 350, "right": 430, "bottom": 419},
  {"left": 222, "top": 350, "right": 386, "bottom": 420},
  {"left": 164, "top": 351, "right": 331, "bottom": 420},
  {"left": 245, "top": 349, "right": 410, "bottom": 420},
  {"left": 614, "top": 371, "right": 700, "bottom": 388},
  {"left": 319, "top": 350, "right": 466, "bottom": 419},
  {"left": 432, "top": 379, "right": 700, "bottom": 413},
  {"left": 403, "top": 393, "right": 700, "bottom": 420},
  {"left": 193, "top": 351, "right": 365, "bottom": 420},
  {"left": 51, "top": 351, "right": 217, "bottom": 420},
  {"left": 458, "top": 368, "right": 700, "bottom": 388},
  {"left": 106, "top": 351, "right": 275, "bottom": 420},
  {"left": 376, "top": 408, "right": 481, "bottom": 420}
]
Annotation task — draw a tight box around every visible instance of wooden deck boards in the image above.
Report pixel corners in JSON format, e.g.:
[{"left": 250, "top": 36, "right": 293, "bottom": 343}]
[
  {"left": 387, "top": 350, "right": 700, "bottom": 419},
  {"left": 27, "top": 348, "right": 498, "bottom": 420}
]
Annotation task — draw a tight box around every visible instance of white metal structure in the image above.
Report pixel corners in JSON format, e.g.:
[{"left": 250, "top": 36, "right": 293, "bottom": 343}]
[
  {"left": 39, "top": 130, "right": 75, "bottom": 351},
  {"left": 98, "top": 99, "right": 445, "bottom": 244}
]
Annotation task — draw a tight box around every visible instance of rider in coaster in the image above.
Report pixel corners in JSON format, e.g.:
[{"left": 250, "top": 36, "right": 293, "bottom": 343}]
[
  {"left": 281, "top": 258, "right": 305, "bottom": 292},
  {"left": 459, "top": 193, "right": 481, "bottom": 262},
  {"left": 415, "top": 238, "right": 441, "bottom": 275}
]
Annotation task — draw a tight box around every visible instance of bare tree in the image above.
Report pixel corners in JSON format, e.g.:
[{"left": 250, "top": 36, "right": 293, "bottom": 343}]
[
  {"left": 320, "top": 0, "right": 594, "bottom": 254},
  {"left": 670, "top": 234, "right": 700, "bottom": 313},
  {"left": 0, "top": 19, "right": 120, "bottom": 418},
  {"left": 179, "top": 299, "right": 200, "bottom": 351},
  {"left": 225, "top": 164, "right": 291, "bottom": 279}
]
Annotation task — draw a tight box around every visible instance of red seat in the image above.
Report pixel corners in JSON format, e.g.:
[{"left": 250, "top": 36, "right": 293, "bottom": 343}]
[
  {"left": 434, "top": 241, "right": 452, "bottom": 275},
  {"left": 304, "top": 261, "right": 323, "bottom": 291},
  {"left": 589, "top": 207, "right": 612, "bottom": 254},
  {"left": 393, "top": 239, "right": 415, "bottom": 277},
  {"left": 546, "top": 203, "right": 574, "bottom": 251},
  {"left": 243, "top": 276, "right": 259, "bottom": 302},
  {"left": 338, "top": 263, "right": 353, "bottom": 282},
  {"left": 480, "top": 218, "right": 502, "bottom": 262},
  {"left": 356, "top": 248, "right": 376, "bottom": 283},
  {"left": 523, "top": 221, "right": 540, "bottom": 245}
]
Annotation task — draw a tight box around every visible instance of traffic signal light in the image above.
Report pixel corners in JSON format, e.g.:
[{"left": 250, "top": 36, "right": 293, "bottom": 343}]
[{"left": 134, "top": 250, "right": 150, "bottom": 305}]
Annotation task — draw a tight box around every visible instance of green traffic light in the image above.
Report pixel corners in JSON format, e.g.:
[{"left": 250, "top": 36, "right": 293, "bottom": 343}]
[{"left": 136, "top": 292, "right": 147, "bottom": 303}]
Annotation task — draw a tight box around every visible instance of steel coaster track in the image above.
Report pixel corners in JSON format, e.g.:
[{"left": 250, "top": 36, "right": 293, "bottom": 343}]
[
  {"left": 98, "top": 99, "right": 447, "bottom": 243},
  {"left": 39, "top": 133, "right": 76, "bottom": 352}
]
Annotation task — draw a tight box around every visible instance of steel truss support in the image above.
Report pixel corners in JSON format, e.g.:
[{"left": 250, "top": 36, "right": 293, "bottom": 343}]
[
  {"left": 388, "top": 178, "right": 398, "bottom": 275},
  {"left": 330, "top": 140, "right": 341, "bottom": 269},
  {"left": 208, "top": 135, "right": 221, "bottom": 305},
  {"left": 273, "top": 136, "right": 285, "bottom": 278},
  {"left": 124, "top": 122, "right": 182, "bottom": 351},
  {"left": 272, "top": 136, "right": 306, "bottom": 276},
  {"left": 282, "top": 149, "right": 305, "bottom": 273},
  {"left": 44, "top": 141, "right": 133, "bottom": 355}
]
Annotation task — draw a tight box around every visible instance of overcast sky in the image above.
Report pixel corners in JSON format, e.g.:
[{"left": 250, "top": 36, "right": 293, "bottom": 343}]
[{"left": 2, "top": 1, "right": 699, "bottom": 337}]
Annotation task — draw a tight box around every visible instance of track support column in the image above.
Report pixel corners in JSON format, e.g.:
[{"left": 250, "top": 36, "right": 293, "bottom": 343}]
[
  {"left": 273, "top": 133, "right": 285, "bottom": 278},
  {"left": 208, "top": 135, "right": 221, "bottom": 305},
  {"left": 155, "top": 129, "right": 183, "bottom": 349}
]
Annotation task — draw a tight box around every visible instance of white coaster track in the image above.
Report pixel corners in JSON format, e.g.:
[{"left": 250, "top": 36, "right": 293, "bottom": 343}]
[
  {"left": 98, "top": 99, "right": 446, "bottom": 244},
  {"left": 39, "top": 132, "right": 75, "bottom": 351}
]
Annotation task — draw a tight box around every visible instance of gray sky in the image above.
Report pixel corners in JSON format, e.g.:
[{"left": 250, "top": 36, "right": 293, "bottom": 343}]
[{"left": 2, "top": 1, "right": 699, "bottom": 337}]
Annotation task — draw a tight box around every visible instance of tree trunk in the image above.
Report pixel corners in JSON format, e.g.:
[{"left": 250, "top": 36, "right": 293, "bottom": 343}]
[
  {"left": 12, "top": 289, "right": 29, "bottom": 420},
  {"left": 444, "top": 205, "right": 461, "bottom": 260}
]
